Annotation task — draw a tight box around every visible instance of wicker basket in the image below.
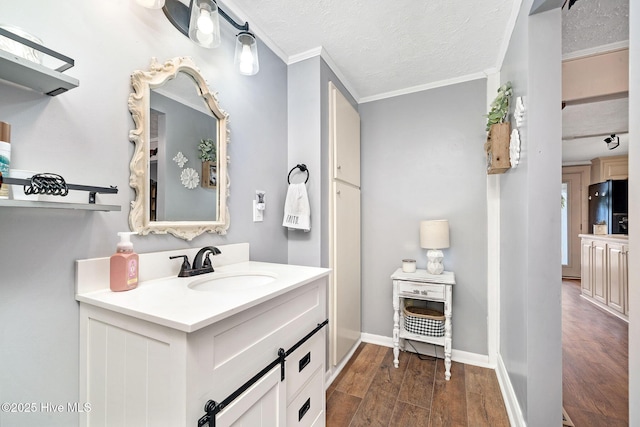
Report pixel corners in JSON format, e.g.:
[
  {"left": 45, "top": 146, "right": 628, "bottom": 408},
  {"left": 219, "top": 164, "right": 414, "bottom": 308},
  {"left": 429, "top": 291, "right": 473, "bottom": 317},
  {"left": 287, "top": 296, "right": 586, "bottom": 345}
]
[{"left": 402, "top": 300, "right": 445, "bottom": 337}]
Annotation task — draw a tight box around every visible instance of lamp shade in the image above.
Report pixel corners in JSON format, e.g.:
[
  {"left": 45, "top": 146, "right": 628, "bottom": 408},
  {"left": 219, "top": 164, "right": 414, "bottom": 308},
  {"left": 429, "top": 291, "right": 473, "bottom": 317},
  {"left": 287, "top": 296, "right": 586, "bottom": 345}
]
[
  {"left": 234, "top": 32, "right": 259, "bottom": 75},
  {"left": 420, "top": 220, "right": 450, "bottom": 249},
  {"left": 188, "top": 0, "right": 221, "bottom": 48}
]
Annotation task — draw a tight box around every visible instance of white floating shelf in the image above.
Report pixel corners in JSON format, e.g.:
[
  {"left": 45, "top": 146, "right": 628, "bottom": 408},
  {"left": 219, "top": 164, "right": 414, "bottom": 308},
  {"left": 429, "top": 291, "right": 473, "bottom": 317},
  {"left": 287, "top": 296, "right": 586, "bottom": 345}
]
[
  {"left": 0, "top": 48, "right": 78, "bottom": 95},
  {"left": 0, "top": 199, "right": 120, "bottom": 212}
]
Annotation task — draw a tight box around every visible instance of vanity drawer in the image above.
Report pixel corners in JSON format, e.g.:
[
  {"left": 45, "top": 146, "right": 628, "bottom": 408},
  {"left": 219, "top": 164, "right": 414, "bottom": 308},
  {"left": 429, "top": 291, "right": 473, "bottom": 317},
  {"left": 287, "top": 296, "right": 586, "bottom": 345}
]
[
  {"left": 286, "top": 328, "right": 325, "bottom": 404},
  {"left": 286, "top": 366, "right": 324, "bottom": 427},
  {"left": 397, "top": 280, "right": 445, "bottom": 300}
]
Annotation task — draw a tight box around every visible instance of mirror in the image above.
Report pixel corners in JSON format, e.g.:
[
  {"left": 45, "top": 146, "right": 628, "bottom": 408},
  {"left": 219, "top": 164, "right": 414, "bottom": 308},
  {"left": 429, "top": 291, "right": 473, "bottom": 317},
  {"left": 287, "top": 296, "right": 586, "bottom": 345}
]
[{"left": 128, "top": 57, "right": 229, "bottom": 240}]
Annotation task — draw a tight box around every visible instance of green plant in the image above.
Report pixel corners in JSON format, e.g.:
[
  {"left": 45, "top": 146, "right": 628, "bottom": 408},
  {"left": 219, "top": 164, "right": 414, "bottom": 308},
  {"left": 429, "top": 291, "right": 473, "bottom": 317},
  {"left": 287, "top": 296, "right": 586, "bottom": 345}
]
[
  {"left": 198, "top": 138, "right": 216, "bottom": 162},
  {"left": 485, "top": 81, "right": 513, "bottom": 131}
]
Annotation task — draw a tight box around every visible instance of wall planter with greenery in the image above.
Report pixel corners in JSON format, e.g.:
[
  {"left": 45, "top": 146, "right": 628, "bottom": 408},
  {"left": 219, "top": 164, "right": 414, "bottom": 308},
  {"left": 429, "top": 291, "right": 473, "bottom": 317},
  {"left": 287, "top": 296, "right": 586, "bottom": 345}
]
[{"left": 484, "top": 81, "right": 512, "bottom": 174}]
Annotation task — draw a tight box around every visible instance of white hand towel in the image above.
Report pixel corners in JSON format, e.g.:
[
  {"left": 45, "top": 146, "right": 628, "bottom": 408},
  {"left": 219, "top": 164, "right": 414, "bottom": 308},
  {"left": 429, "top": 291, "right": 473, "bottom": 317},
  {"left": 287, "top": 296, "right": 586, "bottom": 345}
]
[{"left": 282, "top": 183, "right": 310, "bottom": 231}]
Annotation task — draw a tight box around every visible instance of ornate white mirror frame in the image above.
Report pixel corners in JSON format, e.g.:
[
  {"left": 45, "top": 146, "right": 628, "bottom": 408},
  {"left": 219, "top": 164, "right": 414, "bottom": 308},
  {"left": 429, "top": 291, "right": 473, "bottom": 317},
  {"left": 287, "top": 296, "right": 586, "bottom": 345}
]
[{"left": 128, "top": 57, "right": 230, "bottom": 240}]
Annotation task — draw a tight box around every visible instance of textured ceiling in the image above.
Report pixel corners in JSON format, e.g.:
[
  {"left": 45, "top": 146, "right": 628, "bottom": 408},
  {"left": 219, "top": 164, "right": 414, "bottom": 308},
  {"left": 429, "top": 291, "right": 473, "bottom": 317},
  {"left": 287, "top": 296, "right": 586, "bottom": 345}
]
[
  {"left": 562, "top": 0, "right": 629, "bottom": 55},
  {"left": 225, "top": 0, "right": 515, "bottom": 100},
  {"left": 561, "top": 0, "right": 629, "bottom": 162}
]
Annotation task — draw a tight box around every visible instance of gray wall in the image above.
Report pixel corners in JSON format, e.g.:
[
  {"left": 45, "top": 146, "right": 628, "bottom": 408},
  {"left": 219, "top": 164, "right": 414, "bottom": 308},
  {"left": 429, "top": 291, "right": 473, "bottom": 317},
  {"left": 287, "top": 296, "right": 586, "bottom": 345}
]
[
  {"left": 359, "top": 79, "right": 489, "bottom": 355},
  {"left": 499, "top": 1, "right": 563, "bottom": 424},
  {"left": 0, "top": 1, "right": 288, "bottom": 425},
  {"left": 286, "top": 56, "right": 357, "bottom": 268}
]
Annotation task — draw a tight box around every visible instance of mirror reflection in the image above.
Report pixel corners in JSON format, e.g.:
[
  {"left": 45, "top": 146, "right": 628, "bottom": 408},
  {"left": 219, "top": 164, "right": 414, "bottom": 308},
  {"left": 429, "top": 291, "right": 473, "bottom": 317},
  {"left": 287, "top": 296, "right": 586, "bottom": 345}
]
[
  {"left": 149, "top": 71, "right": 218, "bottom": 221},
  {"left": 128, "top": 57, "right": 229, "bottom": 240}
]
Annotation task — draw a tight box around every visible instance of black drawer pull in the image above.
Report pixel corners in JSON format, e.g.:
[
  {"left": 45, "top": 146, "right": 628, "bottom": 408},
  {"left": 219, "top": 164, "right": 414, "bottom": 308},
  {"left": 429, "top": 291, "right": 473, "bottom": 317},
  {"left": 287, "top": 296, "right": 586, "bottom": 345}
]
[
  {"left": 298, "top": 398, "right": 311, "bottom": 421},
  {"left": 299, "top": 352, "right": 311, "bottom": 372}
]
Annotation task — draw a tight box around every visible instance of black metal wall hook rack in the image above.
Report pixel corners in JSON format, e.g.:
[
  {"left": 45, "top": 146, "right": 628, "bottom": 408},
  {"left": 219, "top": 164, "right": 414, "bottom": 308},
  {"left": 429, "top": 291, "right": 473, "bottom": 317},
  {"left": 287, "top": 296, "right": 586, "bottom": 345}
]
[
  {"left": 0, "top": 172, "right": 117, "bottom": 204},
  {"left": 287, "top": 164, "right": 309, "bottom": 184}
]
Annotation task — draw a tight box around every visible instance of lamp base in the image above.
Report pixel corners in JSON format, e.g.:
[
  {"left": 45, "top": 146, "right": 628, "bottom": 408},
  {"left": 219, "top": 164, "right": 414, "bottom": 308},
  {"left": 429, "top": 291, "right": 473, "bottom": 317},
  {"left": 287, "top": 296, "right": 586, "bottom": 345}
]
[{"left": 426, "top": 249, "right": 444, "bottom": 275}]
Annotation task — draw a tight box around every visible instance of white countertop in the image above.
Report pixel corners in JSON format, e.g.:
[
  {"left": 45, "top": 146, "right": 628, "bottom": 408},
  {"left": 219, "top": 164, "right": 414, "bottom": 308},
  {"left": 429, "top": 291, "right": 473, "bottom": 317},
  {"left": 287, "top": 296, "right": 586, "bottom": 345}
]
[
  {"left": 579, "top": 234, "right": 629, "bottom": 243},
  {"left": 76, "top": 261, "right": 330, "bottom": 333}
]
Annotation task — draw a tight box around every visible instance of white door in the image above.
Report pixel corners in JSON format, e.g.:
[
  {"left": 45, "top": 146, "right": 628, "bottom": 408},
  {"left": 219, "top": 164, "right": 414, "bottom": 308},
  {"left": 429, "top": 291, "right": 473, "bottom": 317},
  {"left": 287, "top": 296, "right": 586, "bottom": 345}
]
[
  {"left": 329, "top": 82, "right": 361, "bottom": 366},
  {"left": 215, "top": 366, "right": 285, "bottom": 427},
  {"left": 562, "top": 168, "right": 588, "bottom": 278},
  {"left": 332, "top": 181, "right": 361, "bottom": 365},
  {"left": 330, "top": 82, "right": 360, "bottom": 187}
]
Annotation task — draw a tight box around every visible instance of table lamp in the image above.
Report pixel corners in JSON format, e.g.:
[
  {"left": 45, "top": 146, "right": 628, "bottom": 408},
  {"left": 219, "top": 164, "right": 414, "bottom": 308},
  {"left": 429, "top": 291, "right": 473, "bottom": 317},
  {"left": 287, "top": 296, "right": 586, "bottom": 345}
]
[{"left": 420, "top": 220, "right": 450, "bottom": 275}]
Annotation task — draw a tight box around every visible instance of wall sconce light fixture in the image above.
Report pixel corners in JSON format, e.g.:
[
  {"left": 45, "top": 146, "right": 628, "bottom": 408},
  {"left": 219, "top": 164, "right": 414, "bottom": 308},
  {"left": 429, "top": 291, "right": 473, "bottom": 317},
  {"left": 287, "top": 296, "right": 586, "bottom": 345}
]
[
  {"left": 604, "top": 134, "right": 619, "bottom": 150},
  {"left": 136, "top": 0, "right": 259, "bottom": 75}
]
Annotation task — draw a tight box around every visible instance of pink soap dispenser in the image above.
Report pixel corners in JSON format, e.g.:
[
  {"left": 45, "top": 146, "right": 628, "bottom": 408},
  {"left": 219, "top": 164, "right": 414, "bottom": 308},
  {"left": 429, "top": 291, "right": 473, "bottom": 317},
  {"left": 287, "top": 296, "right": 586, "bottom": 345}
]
[{"left": 110, "top": 232, "right": 139, "bottom": 292}]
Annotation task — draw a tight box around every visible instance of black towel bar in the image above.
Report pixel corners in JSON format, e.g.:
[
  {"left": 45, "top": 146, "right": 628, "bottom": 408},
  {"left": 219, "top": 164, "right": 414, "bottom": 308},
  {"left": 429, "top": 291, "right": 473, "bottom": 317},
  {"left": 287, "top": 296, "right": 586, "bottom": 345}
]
[{"left": 287, "top": 164, "right": 309, "bottom": 184}]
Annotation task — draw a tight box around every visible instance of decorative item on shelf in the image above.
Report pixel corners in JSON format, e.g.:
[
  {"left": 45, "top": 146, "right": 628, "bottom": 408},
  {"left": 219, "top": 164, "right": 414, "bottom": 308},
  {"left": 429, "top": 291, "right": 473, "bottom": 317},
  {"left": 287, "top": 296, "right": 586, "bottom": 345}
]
[
  {"left": 593, "top": 222, "right": 607, "bottom": 235},
  {"left": 510, "top": 128, "right": 521, "bottom": 168},
  {"left": 9, "top": 170, "right": 38, "bottom": 201},
  {"left": 136, "top": 0, "right": 259, "bottom": 75},
  {"left": 514, "top": 96, "right": 525, "bottom": 127},
  {"left": 484, "top": 81, "right": 512, "bottom": 174},
  {"left": 402, "top": 259, "right": 416, "bottom": 273},
  {"left": 403, "top": 300, "right": 445, "bottom": 337},
  {"left": 198, "top": 138, "right": 217, "bottom": 189},
  {"left": 0, "top": 25, "right": 43, "bottom": 64},
  {"left": 420, "top": 220, "right": 450, "bottom": 275},
  {"left": 0, "top": 121, "right": 10, "bottom": 199}
]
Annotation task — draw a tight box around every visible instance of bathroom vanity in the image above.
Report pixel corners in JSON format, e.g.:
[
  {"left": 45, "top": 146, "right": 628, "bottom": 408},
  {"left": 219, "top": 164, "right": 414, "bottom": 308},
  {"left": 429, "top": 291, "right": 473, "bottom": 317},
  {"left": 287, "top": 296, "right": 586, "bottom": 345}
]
[{"left": 76, "top": 243, "right": 330, "bottom": 427}]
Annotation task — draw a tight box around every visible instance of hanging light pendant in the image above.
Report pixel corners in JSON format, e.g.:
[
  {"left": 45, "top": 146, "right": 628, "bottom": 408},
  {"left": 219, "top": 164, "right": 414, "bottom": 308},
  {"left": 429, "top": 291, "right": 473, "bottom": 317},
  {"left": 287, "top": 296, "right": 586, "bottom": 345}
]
[
  {"left": 188, "top": 0, "right": 221, "bottom": 48},
  {"left": 234, "top": 32, "right": 259, "bottom": 75}
]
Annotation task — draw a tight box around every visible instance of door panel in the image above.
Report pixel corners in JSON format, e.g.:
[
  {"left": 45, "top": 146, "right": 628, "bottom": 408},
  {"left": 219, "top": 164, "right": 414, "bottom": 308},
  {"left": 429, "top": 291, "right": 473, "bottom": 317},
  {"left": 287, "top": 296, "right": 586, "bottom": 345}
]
[
  {"left": 330, "top": 82, "right": 360, "bottom": 187},
  {"left": 562, "top": 170, "right": 585, "bottom": 278},
  {"left": 332, "top": 181, "right": 361, "bottom": 365}
]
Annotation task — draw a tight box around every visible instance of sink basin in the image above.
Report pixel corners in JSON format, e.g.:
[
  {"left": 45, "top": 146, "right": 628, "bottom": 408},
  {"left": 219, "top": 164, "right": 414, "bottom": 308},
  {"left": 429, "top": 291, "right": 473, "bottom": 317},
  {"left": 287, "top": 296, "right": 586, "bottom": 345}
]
[{"left": 188, "top": 272, "right": 277, "bottom": 292}]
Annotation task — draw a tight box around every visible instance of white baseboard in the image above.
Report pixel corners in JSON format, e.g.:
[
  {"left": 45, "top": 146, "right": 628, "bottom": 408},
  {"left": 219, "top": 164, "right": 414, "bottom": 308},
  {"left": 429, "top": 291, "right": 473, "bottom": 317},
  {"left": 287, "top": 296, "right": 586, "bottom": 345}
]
[
  {"left": 495, "top": 354, "right": 526, "bottom": 427},
  {"left": 325, "top": 337, "right": 363, "bottom": 389},
  {"left": 360, "top": 333, "right": 493, "bottom": 369}
]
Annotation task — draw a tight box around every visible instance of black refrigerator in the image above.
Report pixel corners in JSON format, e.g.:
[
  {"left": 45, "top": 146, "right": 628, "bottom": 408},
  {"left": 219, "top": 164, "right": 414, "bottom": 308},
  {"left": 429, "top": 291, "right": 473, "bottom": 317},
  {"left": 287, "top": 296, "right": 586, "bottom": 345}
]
[{"left": 588, "top": 179, "right": 628, "bottom": 234}]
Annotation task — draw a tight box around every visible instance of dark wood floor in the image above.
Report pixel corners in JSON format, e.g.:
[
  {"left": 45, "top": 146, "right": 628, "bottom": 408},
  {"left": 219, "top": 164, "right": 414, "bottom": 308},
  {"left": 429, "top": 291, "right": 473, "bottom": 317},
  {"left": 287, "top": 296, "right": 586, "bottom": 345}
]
[
  {"left": 326, "top": 343, "right": 509, "bottom": 426},
  {"left": 562, "top": 279, "right": 628, "bottom": 426},
  {"left": 326, "top": 280, "right": 629, "bottom": 426}
]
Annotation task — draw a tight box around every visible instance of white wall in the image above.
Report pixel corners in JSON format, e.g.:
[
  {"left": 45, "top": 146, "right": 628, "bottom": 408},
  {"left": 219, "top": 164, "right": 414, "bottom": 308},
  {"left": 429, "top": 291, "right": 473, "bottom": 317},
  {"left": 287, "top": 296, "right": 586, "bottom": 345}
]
[
  {"left": 0, "top": 1, "right": 289, "bottom": 426},
  {"left": 499, "top": 1, "right": 563, "bottom": 424},
  {"left": 359, "top": 79, "right": 489, "bottom": 355}
]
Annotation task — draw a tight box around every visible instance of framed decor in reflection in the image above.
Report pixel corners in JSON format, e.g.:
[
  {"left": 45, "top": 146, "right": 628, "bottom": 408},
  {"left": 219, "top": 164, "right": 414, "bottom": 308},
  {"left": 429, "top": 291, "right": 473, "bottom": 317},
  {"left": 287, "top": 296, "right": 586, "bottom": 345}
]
[{"left": 202, "top": 161, "right": 217, "bottom": 189}]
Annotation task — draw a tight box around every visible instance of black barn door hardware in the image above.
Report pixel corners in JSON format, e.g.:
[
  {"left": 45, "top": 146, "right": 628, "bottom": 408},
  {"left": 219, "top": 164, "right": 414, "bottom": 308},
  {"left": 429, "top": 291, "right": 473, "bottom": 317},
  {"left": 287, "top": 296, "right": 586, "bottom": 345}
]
[{"left": 197, "top": 319, "right": 328, "bottom": 427}]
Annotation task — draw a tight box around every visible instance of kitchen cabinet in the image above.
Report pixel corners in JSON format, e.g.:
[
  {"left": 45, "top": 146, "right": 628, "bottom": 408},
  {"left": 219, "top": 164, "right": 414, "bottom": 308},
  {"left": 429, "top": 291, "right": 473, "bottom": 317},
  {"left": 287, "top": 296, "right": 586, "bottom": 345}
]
[
  {"left": 590, "top": 155, "right": 628, "bottom": 184},
  {"left": 579, "top": 234, "right": 629, "bottom": 321},
  {"left": 593, "top": 240, "right": 607, "bottom": 304},
  {"left": 78, "top": 273, "right": 327, "bottom": 426}
]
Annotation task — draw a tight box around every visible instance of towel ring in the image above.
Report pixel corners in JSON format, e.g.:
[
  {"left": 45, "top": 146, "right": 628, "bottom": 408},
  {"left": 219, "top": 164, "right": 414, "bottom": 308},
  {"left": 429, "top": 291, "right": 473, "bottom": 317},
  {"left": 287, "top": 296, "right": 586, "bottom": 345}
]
[{"left": 287, "top": 164, "right": 309, "bottom": 184}]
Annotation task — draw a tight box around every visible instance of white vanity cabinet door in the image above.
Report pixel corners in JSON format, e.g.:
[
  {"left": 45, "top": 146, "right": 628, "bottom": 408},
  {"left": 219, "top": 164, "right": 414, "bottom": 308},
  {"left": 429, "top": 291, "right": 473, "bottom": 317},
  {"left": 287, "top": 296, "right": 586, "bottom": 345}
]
[{"left": 215, "top": 366, "right": 285, "bottom": 427}]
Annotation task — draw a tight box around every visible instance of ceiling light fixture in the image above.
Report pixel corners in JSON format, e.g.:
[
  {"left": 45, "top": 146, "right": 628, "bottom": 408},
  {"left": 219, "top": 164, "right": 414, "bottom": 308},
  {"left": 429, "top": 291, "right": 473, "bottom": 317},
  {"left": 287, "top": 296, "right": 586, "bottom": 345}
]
[
  {"left": 136, "top": 0, "right": 259, "bottom": 75},
  {"left": 604, "top": 134, "right": 620, "bottom": 150}
]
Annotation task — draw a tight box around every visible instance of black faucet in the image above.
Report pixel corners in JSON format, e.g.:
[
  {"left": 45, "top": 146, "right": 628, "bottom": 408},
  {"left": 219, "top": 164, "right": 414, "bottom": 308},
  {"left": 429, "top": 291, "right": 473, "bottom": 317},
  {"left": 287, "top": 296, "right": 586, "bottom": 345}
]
[{"left": 169, "top": 246, "right": 222, "bottom": 277}]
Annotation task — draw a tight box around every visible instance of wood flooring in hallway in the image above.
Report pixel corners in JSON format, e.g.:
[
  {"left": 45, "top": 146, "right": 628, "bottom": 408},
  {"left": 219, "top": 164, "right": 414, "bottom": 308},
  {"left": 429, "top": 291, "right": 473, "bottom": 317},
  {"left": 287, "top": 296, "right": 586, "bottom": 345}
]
[
  {"left": 325, "top": 343, "right": 509, "bottom": 426},
  {"left": 562, "top": 279, "right": 628, "bottom": 426}
]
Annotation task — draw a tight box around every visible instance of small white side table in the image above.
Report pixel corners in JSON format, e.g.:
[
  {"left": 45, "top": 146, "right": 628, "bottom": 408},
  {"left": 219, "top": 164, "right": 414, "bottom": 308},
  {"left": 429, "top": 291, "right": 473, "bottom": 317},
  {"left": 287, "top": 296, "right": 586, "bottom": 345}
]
[{"left": 391, "top": 268, "right": 455, "bottom": 380}]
